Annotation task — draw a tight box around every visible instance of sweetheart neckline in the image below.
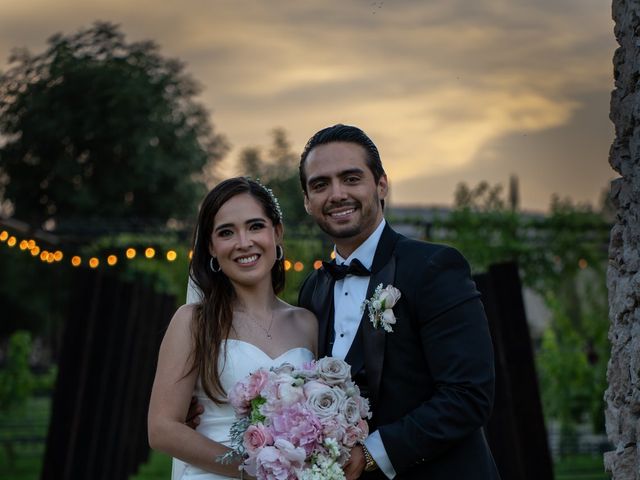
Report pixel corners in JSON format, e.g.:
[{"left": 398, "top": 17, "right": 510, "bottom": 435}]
[{"left": 225, "top": 338, "right": 314, "bottom": 362}]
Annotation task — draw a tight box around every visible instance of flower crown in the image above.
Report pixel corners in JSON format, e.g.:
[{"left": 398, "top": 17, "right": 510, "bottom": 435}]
[{"left": 253, "top": 177, "right": 283, "bottom": 222}]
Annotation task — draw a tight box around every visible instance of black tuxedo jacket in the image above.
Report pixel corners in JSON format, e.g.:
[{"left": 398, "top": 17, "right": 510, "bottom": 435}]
[{"left": 299, "top": 224, "right": 501, "bottom": 479}]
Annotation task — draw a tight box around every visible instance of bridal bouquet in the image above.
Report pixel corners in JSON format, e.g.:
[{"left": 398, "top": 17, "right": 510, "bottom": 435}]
[{"left": 225, "top": 357, "right": 371, "bottom": 480}]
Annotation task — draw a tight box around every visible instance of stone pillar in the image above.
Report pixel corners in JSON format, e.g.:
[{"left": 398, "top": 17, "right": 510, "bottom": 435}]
[{"left": 604, "top": 1, "right": 640, "bottom": 478}]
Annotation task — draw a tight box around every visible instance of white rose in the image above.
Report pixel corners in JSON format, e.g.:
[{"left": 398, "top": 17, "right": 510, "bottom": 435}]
[
  {"left": 381, "top": 309, "right": 397, "bottom": 325},
  {"left": 273, "top": 372, "right": 304, "bottom": 405},
  {"left": 271, "top": 362, "right": 295, "bottom": 375},
  {"left": 316, "top": 357, "right": 351, "bottom": 385},
  {"left": 379, "top": 285, "right": 401, "bottom": 309},
  {"left": 307, "top": 386, "right": 345, "bottom": 418}
]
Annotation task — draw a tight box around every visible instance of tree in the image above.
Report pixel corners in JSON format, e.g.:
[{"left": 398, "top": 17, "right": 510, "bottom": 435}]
[
  {"left": 237, "top": 128, "right": 314, "bottom": 232},
  {"left": 0, "top": 22, "right": 228, "bottom": 231}
]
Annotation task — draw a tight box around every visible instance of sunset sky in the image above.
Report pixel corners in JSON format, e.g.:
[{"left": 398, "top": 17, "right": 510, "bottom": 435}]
[{"left": 0, "top": 0, "right": 617, "bottom": 212}]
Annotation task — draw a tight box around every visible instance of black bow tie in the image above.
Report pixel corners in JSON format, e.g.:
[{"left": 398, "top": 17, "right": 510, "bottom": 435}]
[{"left": 322, "top": 258, "right": 371, "bottom": 281}]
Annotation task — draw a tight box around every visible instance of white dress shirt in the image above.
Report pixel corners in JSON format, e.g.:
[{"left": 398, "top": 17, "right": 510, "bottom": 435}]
[{"left": 330, "top": 218, "right": 397, "bottom": 479}]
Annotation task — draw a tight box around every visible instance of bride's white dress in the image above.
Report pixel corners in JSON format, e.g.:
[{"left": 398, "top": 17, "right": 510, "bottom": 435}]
[{"left": 174, "top": 339, "right": 314, "bottom": 480}]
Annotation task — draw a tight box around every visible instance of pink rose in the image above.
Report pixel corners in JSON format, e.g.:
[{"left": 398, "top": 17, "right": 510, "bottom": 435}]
[
  {"left": 229, "top": 381, "right": 251, "bottom": 415},
  {"left": 343, "top": 423, "right": 367, "bottom": 448},
  {"left": 357, "top": 418, "right": 369, "bottom": 437},
  {"left": 246, "top": 369, "right": 270, "bottom": 398},
  {"left": 229, "top": 368, "right": 269, "bottom": 415},
  {"left": 320, "top": 417, "right": 346, "bottom": 443},
  {"left": 243, "top": 423, "right": 274, "bottom": 456}
]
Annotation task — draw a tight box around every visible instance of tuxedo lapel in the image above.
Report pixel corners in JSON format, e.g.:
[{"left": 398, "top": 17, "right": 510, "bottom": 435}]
[
  {"left": 363, "top": 254, "right": 396, "bottom": 409},
  {"left": 310, "top": 268, "right": 335, "bottom": 358},
  {"left": 361, "top": 224, "right": 400, "bottom": 408}
]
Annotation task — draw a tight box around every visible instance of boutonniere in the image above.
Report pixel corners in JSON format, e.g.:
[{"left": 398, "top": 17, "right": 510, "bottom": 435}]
[{"left": 362, "top": 283, "right": 402, "bottom": 333}]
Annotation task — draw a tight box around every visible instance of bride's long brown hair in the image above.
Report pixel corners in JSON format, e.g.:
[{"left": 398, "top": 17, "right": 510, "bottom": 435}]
[{"left": 188, "top": 177, "right": 285, "bottom": 403}]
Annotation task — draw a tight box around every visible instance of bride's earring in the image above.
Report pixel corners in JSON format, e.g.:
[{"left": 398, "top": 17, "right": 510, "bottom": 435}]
[
  {"left": 276, "top": 245, "right": 284, "bottom": 261},
  {"left": 209, "top": 256, "right": 221, "bottom": 273}
]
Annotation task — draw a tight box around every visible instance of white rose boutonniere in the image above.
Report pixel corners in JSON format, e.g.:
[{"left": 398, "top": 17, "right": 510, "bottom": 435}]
[{"left": 362, "top": 283, "right": 402, "bottom": 333}]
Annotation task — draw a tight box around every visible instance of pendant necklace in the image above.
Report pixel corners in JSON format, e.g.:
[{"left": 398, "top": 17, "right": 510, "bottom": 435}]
[{"left": 244, "top": 310, "right": 276, "bottom": 339}]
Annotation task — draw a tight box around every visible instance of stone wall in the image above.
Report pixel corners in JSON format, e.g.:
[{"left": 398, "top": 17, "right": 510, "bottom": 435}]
[{"left": 604, "top": 0, "right": 640, "bottom": 478}]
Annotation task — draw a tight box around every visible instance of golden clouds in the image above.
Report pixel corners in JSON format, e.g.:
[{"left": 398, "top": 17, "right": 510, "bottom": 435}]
[{"left": 0, "top": 0, "right": 615, "bottom": 209}]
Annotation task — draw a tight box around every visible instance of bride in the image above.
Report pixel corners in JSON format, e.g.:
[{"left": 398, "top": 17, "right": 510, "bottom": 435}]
[{"left": 148, "top": 177, "right": 318, "bottom": 479}]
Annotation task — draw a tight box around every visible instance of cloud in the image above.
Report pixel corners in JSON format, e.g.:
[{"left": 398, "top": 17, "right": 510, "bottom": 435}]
[
  {"left": 0, "top": 0, "right": 615, "bottom": 210},
  {"left": 391, "top": 89, "right": 616, "bottom": 211}
]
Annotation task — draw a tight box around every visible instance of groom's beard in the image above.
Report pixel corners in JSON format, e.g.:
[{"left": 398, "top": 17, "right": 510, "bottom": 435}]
[{"left": 317, "top": 197, "right": 379, "bottom": 240}]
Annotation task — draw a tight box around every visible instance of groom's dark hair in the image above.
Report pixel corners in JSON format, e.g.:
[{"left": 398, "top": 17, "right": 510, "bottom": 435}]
[{"left": 299, "top": 124, "right": 386, "bottom": 198}]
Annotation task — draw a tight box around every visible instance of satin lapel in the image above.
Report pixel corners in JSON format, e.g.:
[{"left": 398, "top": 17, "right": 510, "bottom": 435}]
[
  {"left": 363, "top": 254, "right": 396, "bottom": 409},
  {"left": 310, "top": 269, "right": 334, "bottom": 358},
  {"left": 362, "top": 224, "right": 400, "bottom": 409}
]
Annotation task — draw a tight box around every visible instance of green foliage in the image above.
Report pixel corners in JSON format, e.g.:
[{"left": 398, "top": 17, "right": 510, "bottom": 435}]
[
  {"left": 430, "top": 181, "right": 611, "bottom": 436},
  {"left": 81, "top": 232, "right": 190, "bottom": 302},
  {"left": 0, "top": 244, "right": 71, "bottom": 336},
  {"left": 0, "top": 331, "right": 35, "bottom": 413},
  {"left": 0, "top": 21, "right": 227, "bottom": 228}
]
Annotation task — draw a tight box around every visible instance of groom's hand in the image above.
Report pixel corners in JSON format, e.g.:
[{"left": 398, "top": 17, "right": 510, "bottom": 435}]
[
  {"left": 344, "top": 445, "right": 366, "bottom": 480},
  {"left": 185, "top": 396, "right": 203, "bottom": 429}
]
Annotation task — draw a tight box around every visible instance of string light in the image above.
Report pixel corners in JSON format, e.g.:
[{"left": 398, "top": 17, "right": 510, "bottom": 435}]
[{"left": 0, "top": 231, "right": 323, "bottom": 273}]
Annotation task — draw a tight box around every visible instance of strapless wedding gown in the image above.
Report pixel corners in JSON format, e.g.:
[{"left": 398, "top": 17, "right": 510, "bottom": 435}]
[{"left": 173, "top": 339, "right": 314, "bottom": 480}]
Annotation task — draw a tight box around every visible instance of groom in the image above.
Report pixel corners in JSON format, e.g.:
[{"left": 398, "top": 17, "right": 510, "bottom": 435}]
[{"left": 297, "top": 124, "right": 500, "bottom": 479}]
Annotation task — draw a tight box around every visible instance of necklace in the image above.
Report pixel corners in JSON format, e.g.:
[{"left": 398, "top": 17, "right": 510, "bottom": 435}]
[{"left": 241, "top": 310, "right": 276, "bottom": 338}]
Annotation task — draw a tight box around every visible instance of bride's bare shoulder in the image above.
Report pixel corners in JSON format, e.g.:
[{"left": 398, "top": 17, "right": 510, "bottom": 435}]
[
  {"left": 169, "top": 303, "right": 199, "bottom": 329},
  {"left": 279, "top": 302, "right": 317, "bottom": 331},
  {"left": 279, "top": 301, "right": 316, "bottom": 320}
]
